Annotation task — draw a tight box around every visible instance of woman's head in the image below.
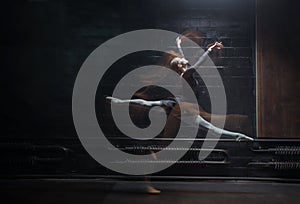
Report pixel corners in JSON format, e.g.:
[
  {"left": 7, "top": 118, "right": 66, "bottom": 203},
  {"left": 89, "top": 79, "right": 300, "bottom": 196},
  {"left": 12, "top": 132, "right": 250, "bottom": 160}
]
[
  {"left": 170, "top": 57, "right": 189, "bottom": 74},
  {"left": 162, "top": 50, "right": 189, "bottom": 75}
]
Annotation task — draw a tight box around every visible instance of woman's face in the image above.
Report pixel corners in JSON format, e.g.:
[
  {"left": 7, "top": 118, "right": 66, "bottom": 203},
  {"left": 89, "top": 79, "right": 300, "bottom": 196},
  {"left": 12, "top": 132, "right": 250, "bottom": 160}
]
[
  {"left": 170, "top": 57, "right": 189, "bottom": 75},
  {"left": 177, "top": 62, "right": 187, "bottom": 73}
]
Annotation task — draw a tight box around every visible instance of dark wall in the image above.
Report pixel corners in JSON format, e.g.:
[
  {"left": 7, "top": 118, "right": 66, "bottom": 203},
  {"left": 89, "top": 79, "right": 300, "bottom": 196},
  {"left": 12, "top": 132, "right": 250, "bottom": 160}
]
[
  {"left": 0, "top": 0, "right": 256, "bottom": 175},
  {"left": 1, "top": 0, "right": 256, "bottom": 140},
  {"left": 257, "top": 0, "right": 300, "bottom": 138}
]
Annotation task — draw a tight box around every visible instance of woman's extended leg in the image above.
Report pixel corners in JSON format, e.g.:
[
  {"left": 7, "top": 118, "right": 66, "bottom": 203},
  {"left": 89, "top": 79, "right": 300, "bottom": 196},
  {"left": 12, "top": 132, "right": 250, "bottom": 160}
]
[
  {"left": 194, "top": 114, "right": 253, "bottom": 141},
  {"left": 164, "top": 102, "right": 253, "bottom": 141},
  {"left": 107, "top": 97, "right": 253, "bottom": 140}
]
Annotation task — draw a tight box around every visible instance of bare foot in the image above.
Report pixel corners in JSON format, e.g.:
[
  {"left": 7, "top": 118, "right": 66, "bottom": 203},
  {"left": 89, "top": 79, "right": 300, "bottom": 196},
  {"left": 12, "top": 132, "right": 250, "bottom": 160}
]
[
  {"left": 235, "top": 133, "right": 254, "bottom": 141},
  {"left": 146, "top": 185, "right": 161, "bottom": 194}
]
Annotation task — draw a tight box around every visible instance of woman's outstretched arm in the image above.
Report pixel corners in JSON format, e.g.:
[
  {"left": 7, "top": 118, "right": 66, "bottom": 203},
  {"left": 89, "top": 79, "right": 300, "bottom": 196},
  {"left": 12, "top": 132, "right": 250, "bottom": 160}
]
[
  {"left": 106, "top": 96, "right": 177, "bottom": 108},
  {"left": 188, "top": 41, "right": 223, "bottom": 69},
  {"left": 106, "top": 96, "right": 162, "bottom": 106},
  {"left": 176, "top": 37, "right": 185, "bottom": 58}
]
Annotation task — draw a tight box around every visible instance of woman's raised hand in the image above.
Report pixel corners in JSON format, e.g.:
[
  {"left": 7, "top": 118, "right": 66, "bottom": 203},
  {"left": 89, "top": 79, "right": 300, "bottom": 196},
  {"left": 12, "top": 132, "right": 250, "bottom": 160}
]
[{"left": 208, "top": 41, "right": 223, "bottom": 51}]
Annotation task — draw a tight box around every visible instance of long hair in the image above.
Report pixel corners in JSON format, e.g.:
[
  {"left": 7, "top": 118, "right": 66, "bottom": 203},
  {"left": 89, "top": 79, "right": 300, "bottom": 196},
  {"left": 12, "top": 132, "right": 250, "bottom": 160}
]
[
  {"left": 180, "top": 29, "right": 204, "bottom": 45},
  {"left": 161, "top": 50, "right": 184, "bottom": 74}
]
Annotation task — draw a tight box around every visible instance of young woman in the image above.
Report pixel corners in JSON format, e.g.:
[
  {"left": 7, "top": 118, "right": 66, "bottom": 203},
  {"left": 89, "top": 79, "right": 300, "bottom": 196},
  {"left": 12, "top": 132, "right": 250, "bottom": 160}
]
[{"left": 107, "top": 36, "right": 253, "bottom": 141}]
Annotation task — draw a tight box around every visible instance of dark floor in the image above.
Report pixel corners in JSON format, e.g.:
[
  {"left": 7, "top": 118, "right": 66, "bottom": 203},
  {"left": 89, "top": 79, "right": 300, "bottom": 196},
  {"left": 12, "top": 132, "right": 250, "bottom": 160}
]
[{"left": 0, "top": 178, "right": 299, "bottom": 204}]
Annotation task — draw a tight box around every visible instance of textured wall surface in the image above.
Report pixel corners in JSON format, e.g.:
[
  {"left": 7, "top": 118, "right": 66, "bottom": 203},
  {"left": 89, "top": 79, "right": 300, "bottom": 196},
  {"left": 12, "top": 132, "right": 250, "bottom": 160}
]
[
  {"left": 1, "top": 0, "right": 257, "bottom": 175},
  {"left": 257, "top": 0, "right": 300, "bottom": 138},
  {"left": 1, "top": 0, "right": 256, "bottom": 139}
]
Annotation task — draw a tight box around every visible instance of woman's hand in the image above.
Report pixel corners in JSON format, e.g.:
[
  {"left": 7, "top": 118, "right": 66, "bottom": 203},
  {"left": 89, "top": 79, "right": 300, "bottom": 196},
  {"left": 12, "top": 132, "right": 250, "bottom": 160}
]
[{"left": 208, "top": 41, "right": 223, "bottom": 51}]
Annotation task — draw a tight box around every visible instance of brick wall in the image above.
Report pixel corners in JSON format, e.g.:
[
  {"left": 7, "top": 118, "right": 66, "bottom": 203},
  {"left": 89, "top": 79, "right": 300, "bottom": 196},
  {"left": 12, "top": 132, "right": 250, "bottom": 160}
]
[{"left": 1, "top": 0, "right": 256, "bottom": 139}]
